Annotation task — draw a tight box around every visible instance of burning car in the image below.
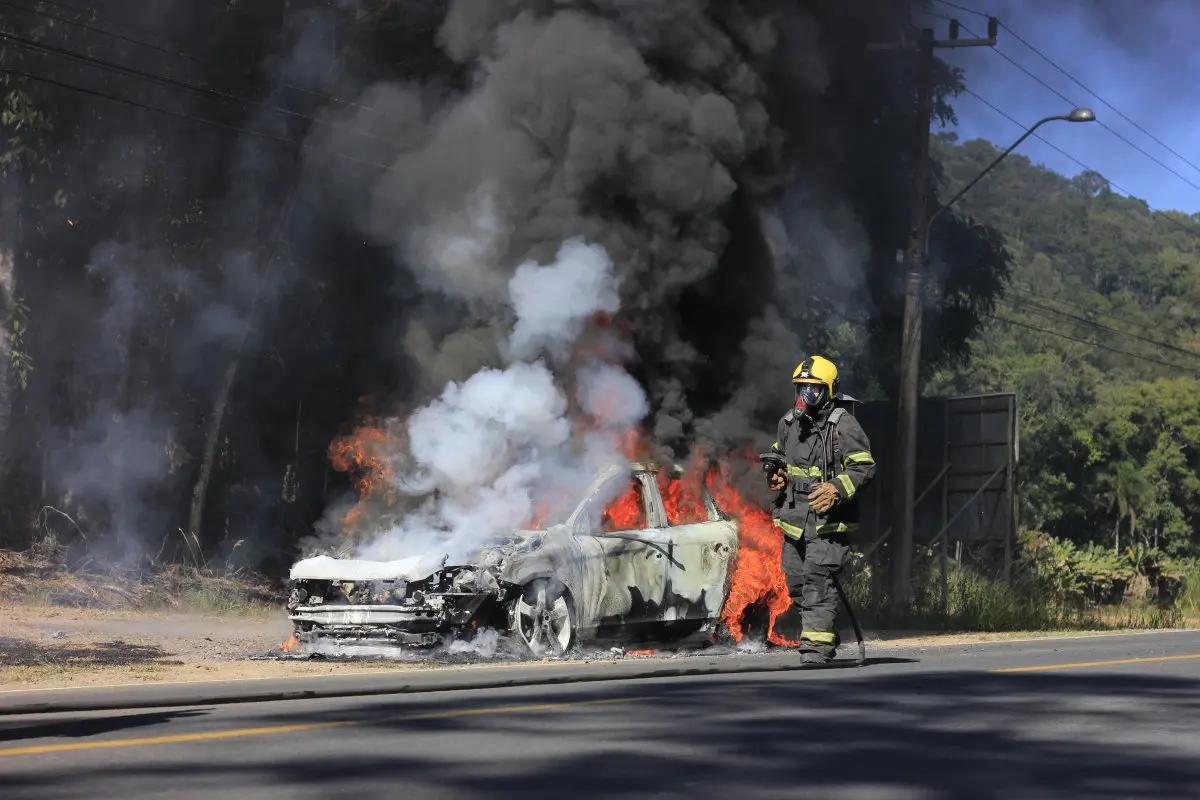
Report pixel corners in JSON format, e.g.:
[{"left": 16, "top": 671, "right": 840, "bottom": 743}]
[{"left": 286, "top": 461, "right": 741, "bottom": 656}]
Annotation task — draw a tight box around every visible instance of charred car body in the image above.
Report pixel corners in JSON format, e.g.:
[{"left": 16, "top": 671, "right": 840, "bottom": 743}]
[{"left": 287, "top": 462, "right": 738, "bottom": 656}]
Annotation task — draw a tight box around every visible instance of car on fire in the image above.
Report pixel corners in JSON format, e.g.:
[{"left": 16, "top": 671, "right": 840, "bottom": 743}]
[{"left": 286, "top": 462, "right": 740, "bottom": 656}]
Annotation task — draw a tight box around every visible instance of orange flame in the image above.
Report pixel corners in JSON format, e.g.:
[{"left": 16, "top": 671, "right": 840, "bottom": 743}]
[
  {"left": 616, "top": 429, "right": 642, "bottom": 460},
  {"left": 523, "top": 501, "right": 552, "bottom": 531},
  {"left": 328, "top": 424, "right": 398, "bottom": 531},
  {"left": 656, "top": 469, "right": 708, "bottom": 526},
  {"left": 324, "top": 380, "right": 796, "bottom": 645},
  {"left": 602, "top": 433, "right": 797, "bottom": 646},
  {"left": 625, "top": 649, "right": 657, "bottom": 656},
  {"left": 704, "top": 457, "right": 797, "bottom": 646},
  {"left": 280, "top": 631, "right": 301, "bottom": 653},
  {"left": 601, "top": 481, "right": 647, "bottom": 530}
]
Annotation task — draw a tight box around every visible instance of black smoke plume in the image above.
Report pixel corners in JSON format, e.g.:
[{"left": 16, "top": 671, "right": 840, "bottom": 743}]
[{"left": 0, "top": 0, "right": 1008, "bottom": 572}]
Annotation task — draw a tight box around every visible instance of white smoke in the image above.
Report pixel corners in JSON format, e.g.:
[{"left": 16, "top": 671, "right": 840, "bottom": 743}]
[
  {"left": 356, "top": 236, "right": 648, "bottom": 564},
  {"left": 445, "top": 627, "right": 507, "bottom": 658},
  {"left": 507, "top": 239, "right": 621, "bottom": 360},
  {"left": 576, "top": 361, "right": 649, "bottom": 429},
  {"left": 402, "top": 361, "right": 571, "bottom": 491}
]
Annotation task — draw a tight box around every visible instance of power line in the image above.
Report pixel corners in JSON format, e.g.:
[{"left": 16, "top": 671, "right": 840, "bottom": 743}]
[
  {"left": 1, "top": 28, "right": 249, "bottom": 104},
  {"left": 951, "top": 91, "right": 1200, "bottom": 360},
  {"left": 1003, "top": 297, "right": 1195, "bottom": 367},
  {"left": 986, "top": 45, "right": 1200, "bottom": 196},
  {"left": 0, "top": 0, "right": 394, "bottom": 122},
  {"left": 0, "top": 29, "right": 401, "bottom": 149},
  {"left": 1, "top": 67, "right": 293, "bottom": 145},
  {"left": 974, "top": 51, "right": 1198, "bottom": 196},
  {"left": 921, "top": 2, "right": 1195, "bottom": 191},
  {"left": 1007, "top": 281, "right": 1196, "bottom": 342},
  {"left": 0, "top": 0, "right": 200, "bottom": 65},
  {"left": 951, "top": 91, "right": 1200, "bottom": 363},
  {"left": 1001, "top": 24, "right": 1200, "bottom": 179},
  {"left": 12, "top": 0, "right": 185, "bottom": 45},
  {"left": 986, "top": 311, "right": 1200, "bottom": 375},
  {"left": 944, "top": 17, "right": 1200, "bottom": 200},
  {"left": 920, "top": 9, "right": 1200, "bottom": 373},
  {"left": 960, "top": 88, "right": 1200, "bottom": 241},
  {"left": 1002, "top": 290, "right": 1200, "bottom": 363},
  {"left": 0, "top": 67, "right": 391, "bottom": 172},
  {"left": 960, "top": 90, "right": 1117, "bottom": 187}
]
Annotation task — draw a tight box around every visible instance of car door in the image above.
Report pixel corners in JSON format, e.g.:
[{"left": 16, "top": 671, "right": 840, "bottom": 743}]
[
  {"left": 653, "top": 470, "right": 738, "bottom": 627},
  {"left": 571, "top": 470, "right": 671, "bottom": 640}
]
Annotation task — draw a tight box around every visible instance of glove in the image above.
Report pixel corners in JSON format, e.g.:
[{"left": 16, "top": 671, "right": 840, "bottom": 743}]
[
  {"left": 767, "top": 470, "right": 787, "bottom": 491},
  {"left": 808, "top": 482, "right": 839, "bottom": 514}
]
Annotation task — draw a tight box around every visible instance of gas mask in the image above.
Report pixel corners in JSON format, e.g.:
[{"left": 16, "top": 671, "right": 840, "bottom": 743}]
[{"left": 793, "top": 381, "right": 829, "bottom": 422}]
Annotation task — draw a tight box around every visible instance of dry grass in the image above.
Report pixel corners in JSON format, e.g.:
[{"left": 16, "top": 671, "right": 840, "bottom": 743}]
[{"left": 0, "top": 547, "right": 284, "bottom": 614}]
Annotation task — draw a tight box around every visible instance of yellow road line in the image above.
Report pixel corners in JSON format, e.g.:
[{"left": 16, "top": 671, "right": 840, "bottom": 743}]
[
  {"left": 990, "top": 653, "right": 1200, "bottom": 674},
  {"left": 0, "top": 697, "right": 637, "bottom": 758}
]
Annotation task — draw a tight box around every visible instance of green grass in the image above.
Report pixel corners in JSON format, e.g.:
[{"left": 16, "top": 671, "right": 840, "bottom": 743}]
[
  {"left": 843, "top": 562, "right": 1193, "bottom": 633},
  {"left": 136, "top": 568, "right": 281, "bottom": 615},
  {"left": 1178, "top": 572, "right": 1200, "bottom": 615}
]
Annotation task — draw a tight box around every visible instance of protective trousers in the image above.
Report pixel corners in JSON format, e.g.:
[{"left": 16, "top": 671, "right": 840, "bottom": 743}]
[{"left": 780, "top": 530, "right": 850, "bottom": 658}]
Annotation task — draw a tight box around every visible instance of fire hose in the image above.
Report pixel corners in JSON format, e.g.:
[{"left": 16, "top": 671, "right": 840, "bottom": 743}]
[{"left": 833, "top": 572, "right": 867, "bottom": 666}]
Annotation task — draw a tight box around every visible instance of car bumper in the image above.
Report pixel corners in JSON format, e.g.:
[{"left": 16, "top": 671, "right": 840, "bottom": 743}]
[{"left": 289, "top": 589, "right": 503, "bottom": 647}]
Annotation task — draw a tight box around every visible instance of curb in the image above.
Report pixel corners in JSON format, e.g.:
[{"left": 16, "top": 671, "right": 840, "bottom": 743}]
[{"left": 0, "top": 651, "right": 870, "bottom": 716}]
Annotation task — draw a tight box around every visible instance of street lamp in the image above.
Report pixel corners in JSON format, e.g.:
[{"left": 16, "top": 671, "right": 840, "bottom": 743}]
[
  {"left": 889, "top": 107, "right": 1096, "bottom": 613},
  {"left": 922, "top": 108, "right": 1096, "bottom": 257}
]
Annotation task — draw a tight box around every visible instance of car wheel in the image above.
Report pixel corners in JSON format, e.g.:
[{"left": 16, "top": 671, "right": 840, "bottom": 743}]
[{"left": 512, "top": 578, "right": 575, "bottom": 657}]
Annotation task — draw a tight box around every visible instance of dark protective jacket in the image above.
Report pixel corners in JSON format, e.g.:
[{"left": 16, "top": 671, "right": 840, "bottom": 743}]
[{"left": 770, "top": 403, "right": 876, "bottom": 539}]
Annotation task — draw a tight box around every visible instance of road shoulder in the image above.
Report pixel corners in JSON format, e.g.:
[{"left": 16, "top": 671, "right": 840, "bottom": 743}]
[{"left": 1, "top": 603, "right": 1192, "bottom": 692}]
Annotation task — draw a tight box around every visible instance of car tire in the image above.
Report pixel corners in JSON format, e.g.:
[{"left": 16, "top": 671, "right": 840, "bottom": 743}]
[{"left": 511, "top": 578, "right": 576, "bottom": 657}]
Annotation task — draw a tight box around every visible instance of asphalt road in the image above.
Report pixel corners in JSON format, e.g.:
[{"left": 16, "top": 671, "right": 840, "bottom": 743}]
[{"left": 3, "top": 631, "right": 1200, "bottom": 799}]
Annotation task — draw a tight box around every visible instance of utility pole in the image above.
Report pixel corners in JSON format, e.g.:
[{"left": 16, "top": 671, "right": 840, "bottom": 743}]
[{"left": 869, "top": 18, "right": 998, "bottom": 613}]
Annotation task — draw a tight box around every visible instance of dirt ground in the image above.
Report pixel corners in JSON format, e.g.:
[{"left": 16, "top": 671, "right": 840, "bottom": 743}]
[
  {"left": 0, "top": 605, "right": 437, "bottom": 690},
  {"left": 0, "top": 603, "right": 1162, "bottom": 692}
]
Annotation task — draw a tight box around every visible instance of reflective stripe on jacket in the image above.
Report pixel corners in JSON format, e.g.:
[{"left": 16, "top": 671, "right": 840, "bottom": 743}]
[{"left": 770, "top": 404, "right": 876, "bottom": 538}]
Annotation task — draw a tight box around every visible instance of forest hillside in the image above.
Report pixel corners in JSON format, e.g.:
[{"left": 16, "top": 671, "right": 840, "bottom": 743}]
[{"left": 929, "top": 132, "right": 1200, "bottom": 594}]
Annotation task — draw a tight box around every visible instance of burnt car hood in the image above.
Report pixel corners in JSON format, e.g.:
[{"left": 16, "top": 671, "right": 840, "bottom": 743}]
[
  {"left": 289, "top": 552, "right": 452, "bottom": 583},
  {"left": 291, "top": 528, "right": 552, "bottom": 583},
  {"left": 290, "top": 463, "right": 626, "bottom": 583}
]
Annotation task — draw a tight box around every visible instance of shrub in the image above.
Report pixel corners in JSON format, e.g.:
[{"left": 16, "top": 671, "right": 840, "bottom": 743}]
[
  {"left": 843, "top": 531, "right": 1200, "bottom": 633},
  {"left": 1020, "top": 529, "right": 1197, "bottom": 606}
]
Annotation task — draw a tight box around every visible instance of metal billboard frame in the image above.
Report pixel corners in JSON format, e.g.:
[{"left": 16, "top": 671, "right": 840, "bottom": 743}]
[
  {"left": 849, "top": 392, "right": 1019, "bottom": 607},
  {"left": 938, "top": 392, "right": 1018, "bottom": 583}
]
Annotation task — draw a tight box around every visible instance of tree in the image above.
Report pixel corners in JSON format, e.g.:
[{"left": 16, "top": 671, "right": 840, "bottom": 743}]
[{"left": 929, "top": 135, "right": 1200, "bottom": 558}]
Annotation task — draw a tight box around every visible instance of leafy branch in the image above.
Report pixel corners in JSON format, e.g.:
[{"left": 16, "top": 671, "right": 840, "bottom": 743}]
[{"left": 8, "top": 294, "right": 31, "bottom": 390}]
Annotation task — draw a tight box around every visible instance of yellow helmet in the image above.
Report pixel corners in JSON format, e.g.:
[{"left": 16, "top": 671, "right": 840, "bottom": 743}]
[
  {"left": 792, "top": 355, "right": 839, "bottom": 418},
  {"left": 792, "top": 355, "right": 839, "bottom": 396}
]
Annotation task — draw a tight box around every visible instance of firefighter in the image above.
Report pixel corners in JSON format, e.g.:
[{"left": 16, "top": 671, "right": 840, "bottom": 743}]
[{"left": 766, "top": 355, "right": 876, "bottom": 663}]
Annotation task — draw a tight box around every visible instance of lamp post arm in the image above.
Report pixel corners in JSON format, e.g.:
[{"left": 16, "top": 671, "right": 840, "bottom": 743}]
[{"left": 923, "top": 114, "right": 1069, "bottom": 257}]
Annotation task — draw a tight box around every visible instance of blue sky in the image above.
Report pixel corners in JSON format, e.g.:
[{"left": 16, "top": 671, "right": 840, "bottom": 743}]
[{"left": 920, "top": 0, "right": 1200, "bottom": 215}]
